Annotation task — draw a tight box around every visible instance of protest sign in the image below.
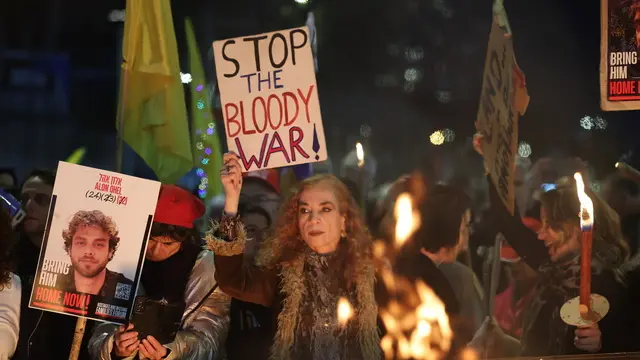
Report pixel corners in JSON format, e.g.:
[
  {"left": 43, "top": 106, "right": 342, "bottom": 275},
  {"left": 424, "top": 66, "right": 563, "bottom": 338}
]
[
  {"left": 213, "top": 27, "right": 327, "bottom": 172},
  {"left": 476, "top": 19, "right": 528, "bottom": 215},
  {"left": 29, "top": 162, "right": 160, "bottom": 324},
  {"left": 600, "top": 0, "right": 640, "bottom": 111}
]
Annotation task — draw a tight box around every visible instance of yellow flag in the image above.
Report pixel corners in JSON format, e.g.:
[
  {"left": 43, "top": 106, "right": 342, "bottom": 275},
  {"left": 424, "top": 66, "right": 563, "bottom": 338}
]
[
  {"left": 65, "top": 147, "right": 86, "bottom": 164},
  {"left": 118, "top": 0, "right": 193, "bottom": 184},
  {"left": 185, "top": 18, "right": 223, "bottom": 198}
]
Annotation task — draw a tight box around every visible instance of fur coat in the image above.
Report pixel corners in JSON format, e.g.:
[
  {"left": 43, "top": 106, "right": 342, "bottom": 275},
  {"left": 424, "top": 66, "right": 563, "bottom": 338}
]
[{"left": 206, "top": 219, "right": 381, "bottom": 360}]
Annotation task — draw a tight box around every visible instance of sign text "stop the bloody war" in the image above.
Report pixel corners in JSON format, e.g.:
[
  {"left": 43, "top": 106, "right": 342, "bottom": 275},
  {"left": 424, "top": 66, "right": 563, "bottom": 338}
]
[{"left": 219, "top": 28, "right": 315, "bottom": 169}]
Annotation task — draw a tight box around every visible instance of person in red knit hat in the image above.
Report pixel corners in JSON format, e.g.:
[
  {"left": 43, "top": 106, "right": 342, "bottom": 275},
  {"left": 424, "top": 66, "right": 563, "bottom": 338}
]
[{"left": 89, "top": 184, "right": 230, "bottom": 360}]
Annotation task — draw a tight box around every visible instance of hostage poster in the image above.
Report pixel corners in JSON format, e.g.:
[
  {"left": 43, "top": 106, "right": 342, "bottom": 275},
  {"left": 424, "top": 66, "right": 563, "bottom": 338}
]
[
  {"left": 213, "top": 27, "right": 328, "bottom": 172},
  {"left": 600, "top": 0, "right": 640, "bottom": 110},
  {"left": 29, "top": 162, "right": 160, "bottom": 323}
]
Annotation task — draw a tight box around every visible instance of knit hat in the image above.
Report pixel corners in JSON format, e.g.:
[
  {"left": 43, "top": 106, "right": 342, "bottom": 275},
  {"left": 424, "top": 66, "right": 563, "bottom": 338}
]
[{"left": 153, "top": 184, "right": 205, "bottom": 229}]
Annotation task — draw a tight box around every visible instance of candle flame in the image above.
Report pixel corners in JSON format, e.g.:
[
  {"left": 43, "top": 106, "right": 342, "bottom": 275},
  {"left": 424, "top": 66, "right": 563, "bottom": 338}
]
[
  {"left": 337, "top": 297, "right": 354, "bottom": 326},
  {"left": 356, "top": 142, "right": 365, "bottom": 167},
  {"left": 394, "top": 193, "right": 421, "bottom": 248},
  {"left": 574, "top": 172, "right": 594, "bottom": 228}
]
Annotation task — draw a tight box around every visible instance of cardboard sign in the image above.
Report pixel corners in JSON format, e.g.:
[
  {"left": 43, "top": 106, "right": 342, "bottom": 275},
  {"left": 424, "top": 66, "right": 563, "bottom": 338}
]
[
  {"left": 600, "top": 0, "right": 640, "bottom": 111},
  {"left": 29, "top": 162, "right": 160, "bottom": 324},
  {"left": 476, "top": 20, "right": 527, "bottom": 215},
  {"left": 213, "top": 27, "right": 327, "bottom": 172}
]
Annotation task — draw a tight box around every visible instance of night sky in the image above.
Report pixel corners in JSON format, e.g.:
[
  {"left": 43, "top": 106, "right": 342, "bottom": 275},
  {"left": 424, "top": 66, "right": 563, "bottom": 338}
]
[{"left": 1, "top": 0, "right": 638, "bottom": 183}]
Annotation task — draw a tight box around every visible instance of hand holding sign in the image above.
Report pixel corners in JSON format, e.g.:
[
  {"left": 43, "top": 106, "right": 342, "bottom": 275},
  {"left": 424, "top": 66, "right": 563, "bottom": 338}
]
[
  {"left": 213, "top": 27, "right": 327, "bottom": 172},
  {"left": 221, "top": 153, "right": 243, "bottom": 215}
]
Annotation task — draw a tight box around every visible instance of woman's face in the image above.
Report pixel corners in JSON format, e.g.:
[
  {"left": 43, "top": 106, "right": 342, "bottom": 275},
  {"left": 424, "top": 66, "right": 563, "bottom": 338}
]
[
  {"left": 297, "top": 183, "right": 346, "bottom": 254},
  {"left": 538, "top": 207, "right": 580, "bottom": 261},
  {"left": 21, "top": 176, "right": 53, "bottom": 239}
]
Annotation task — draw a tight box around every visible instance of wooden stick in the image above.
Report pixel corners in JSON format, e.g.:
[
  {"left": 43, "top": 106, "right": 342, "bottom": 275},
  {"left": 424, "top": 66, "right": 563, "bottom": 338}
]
[{"left": 68, "top": 317, "right": 87, "bottom": 360}]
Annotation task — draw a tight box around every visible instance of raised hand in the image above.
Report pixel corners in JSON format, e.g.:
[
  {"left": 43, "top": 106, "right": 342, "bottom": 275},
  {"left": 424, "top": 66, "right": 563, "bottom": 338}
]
[{"left": 220, "top": 152, "right": 243, "bottom": 215}]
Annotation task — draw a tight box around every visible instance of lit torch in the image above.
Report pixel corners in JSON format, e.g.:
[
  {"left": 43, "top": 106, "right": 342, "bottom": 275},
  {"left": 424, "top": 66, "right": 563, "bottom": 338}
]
[
  {"left": 355, "top": 142, "right": 367, "bottom": 214},
  {"left": 356, "top": 142, "right": 365, "bottom": 168},
  {"left": 574, "top": 172, "right": 594, "bottom": 317},
  {"left": 394, "top": 193, "right": 421, "bottom": 248},
  {"left": 560, "top": 173, "right": 610, "bottom": 327}
]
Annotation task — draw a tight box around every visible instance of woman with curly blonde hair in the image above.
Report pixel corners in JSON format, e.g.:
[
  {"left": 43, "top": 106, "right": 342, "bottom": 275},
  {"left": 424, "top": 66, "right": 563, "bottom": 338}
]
[{"left": 207, "top": 153, "right": 380, "bottom": 360}]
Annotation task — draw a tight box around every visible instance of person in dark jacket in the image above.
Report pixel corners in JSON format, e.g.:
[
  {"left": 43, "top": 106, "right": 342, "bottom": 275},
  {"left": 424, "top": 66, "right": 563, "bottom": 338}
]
[
  {"left": 225, "top": 203, "right": 275, "bottom": 360},
  {"left": 13, "top": 169, "right": 91, "bottom": 360},
  {"left": 472, "top": 133, "right": 632, "bottom": 357}
]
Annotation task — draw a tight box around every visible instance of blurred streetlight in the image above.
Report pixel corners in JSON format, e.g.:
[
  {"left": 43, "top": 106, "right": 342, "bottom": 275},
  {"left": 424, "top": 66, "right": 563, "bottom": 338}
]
[{"left": 430, "top": 130, "right": 445, "bottom": 146}]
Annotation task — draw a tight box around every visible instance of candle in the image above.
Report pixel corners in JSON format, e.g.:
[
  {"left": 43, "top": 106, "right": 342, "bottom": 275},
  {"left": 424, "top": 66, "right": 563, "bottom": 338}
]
[
  {"left": 355, "top": 142, "right": 367, "bottom": 214},
  {"left": 574, "top": 172, "right": 594, "bottom": 318},
  {"left": 356, "top": 142, "right": 365, "bottom": 168}
]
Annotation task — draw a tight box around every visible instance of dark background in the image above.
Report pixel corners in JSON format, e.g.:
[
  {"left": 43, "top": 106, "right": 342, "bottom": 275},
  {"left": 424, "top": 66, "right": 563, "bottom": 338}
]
[{"left": 0, "top": 0, "right": 636, "bottom": 185}]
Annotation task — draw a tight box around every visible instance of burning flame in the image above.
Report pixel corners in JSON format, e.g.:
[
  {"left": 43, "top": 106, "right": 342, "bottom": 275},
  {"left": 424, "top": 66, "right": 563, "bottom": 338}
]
[
  {"left": 337, "top": 297, "right": 354, "bottom": 326},
  {"left": 379, "top": 275, "right": 453, "bottom": 360},
  {"left": 394, "top": 193, "right": 421, "bottom": 248},
  {"left": 574, "top": 172, "right": 594, "bottom": 228},
  {"left": 356, "top": 142, "right": 365, "bottom": 168}
]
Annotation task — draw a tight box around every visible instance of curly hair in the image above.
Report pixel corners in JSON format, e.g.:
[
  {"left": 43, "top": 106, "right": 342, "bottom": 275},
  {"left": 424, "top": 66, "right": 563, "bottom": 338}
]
[
  {"left": 62, "top": 210, "right": 120, "bottom": 256},
  {"left": 259, "top": 174, "right": 372, "bottom": 289},
  {"left": 540, "top": 177, "right": 629, "bottom": 269},
  {"left": 0, "top": 207, "right": 13, "bottom": 290}
]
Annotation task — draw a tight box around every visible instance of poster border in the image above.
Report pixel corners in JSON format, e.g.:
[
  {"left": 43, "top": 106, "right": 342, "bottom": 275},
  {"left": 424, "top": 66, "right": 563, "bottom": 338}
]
[{"left": 600, "top": 0, "right": 640, "bottom": 111}]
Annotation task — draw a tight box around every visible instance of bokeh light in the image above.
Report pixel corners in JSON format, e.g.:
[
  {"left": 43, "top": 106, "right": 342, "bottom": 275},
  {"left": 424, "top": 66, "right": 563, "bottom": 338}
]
[
  {"left": 518, "top": 141, "right": 532, "bottom": 158},
  {"left": 442, "top": 129, "right": 455, "bottom": 142},
  {"left": 430, "top": 130, "right": 445, "bottom": 145}
]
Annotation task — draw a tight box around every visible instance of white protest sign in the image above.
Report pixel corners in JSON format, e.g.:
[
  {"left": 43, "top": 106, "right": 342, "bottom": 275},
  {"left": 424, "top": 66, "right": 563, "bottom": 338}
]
[
  {"left": 213, "top": 27, "right": 327, "bottom": 172},
  {"left": 29, "top": 162, "right": 160, "bottom": 324}
]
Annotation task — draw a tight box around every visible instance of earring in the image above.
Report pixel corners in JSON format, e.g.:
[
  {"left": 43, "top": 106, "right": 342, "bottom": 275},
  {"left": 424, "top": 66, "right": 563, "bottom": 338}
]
[{"left": 340, "top": 229, "right": 347, "bottom": 238}]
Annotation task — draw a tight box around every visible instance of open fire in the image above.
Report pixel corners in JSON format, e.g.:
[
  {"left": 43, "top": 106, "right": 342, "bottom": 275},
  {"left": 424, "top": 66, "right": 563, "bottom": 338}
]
[{"left": 375, "top": 191, "right": 454, "bottom": 359}]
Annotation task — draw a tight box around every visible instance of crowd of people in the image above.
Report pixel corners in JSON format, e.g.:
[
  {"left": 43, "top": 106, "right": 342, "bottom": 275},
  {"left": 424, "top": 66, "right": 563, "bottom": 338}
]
[{"left": 2, "top": 140, "right": 640, "bottom": 360}]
